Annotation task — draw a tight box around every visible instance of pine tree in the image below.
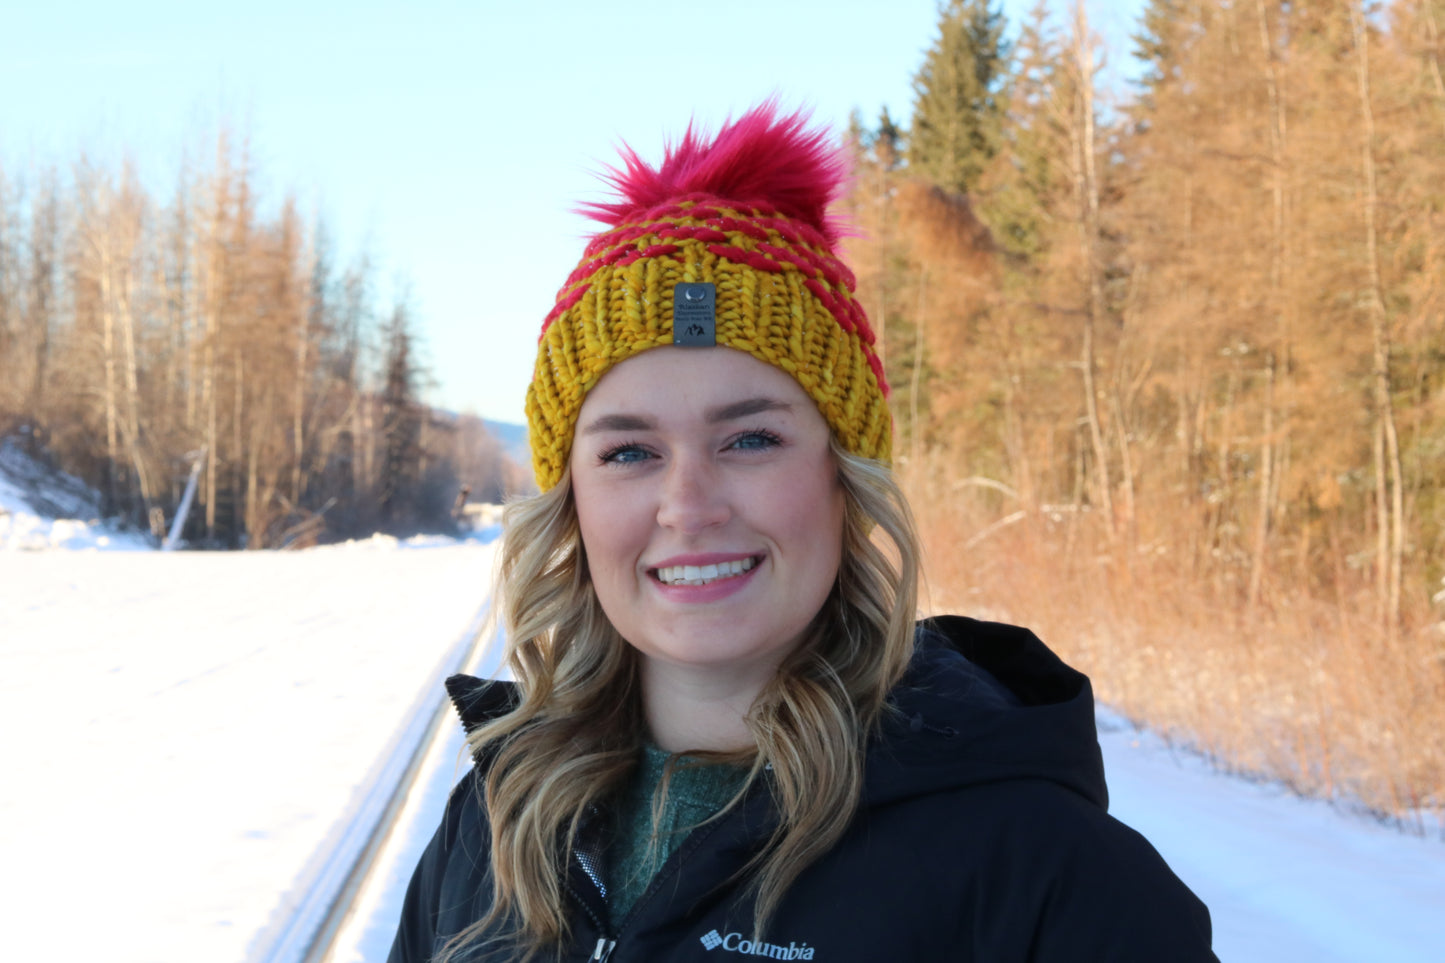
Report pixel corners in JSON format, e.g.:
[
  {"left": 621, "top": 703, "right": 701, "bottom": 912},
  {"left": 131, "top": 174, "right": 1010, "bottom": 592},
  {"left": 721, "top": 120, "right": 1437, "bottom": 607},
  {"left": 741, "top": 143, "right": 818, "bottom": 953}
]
[
  {"left": 378, "top": 298, "right": 422, "bottom": 529},
  {"left": 978, "top": 0, "right": 1063, "bottom": 261},
  {"left": 874, "top": 106, "right": 905, "bottom": 171},
  {"left": 1130, "top": 0, "right": 1189, "bottom": 101},
  {"left": 908, "top": 0, "right": 1010, "bottom": 195}
]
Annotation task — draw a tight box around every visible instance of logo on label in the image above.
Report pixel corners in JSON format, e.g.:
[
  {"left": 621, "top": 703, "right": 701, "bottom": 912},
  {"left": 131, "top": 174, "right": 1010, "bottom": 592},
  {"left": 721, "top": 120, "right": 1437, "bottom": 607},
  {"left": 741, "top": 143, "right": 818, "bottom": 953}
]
[
  {"left": 672, "top": 282, "right": 717, "bottom": 347},
  {"left": 698, "top": 930, "right": 815, "bottom": 959}
]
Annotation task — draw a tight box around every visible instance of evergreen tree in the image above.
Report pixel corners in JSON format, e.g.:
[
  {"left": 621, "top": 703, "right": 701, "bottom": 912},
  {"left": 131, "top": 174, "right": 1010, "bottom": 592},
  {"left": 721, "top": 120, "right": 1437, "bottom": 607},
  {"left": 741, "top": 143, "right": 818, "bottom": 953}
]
[
  {"left": 1130, "top": 0, "right": 1189, "bottom": 99},
  {"left": 378, "top": 299, "right": 422, "bottom": 529},
  {"left": 978, "top": 0, "right": 1063, "bottom": 261},
  {"left": 875, "top": 106, "right": 905, "bottom": 171},
  {"left": 908, "top": 0, "right": 1010, "bottom": 195}
]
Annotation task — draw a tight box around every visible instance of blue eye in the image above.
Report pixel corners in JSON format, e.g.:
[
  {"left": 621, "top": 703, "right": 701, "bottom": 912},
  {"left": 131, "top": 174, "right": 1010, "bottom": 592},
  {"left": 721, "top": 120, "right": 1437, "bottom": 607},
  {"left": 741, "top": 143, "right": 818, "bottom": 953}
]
[
  {"left": 729, "top": 430, "right": 782, "bottom": 451},
  {"left": 598, "top": 443, "right": 652, "bottom": 465}
]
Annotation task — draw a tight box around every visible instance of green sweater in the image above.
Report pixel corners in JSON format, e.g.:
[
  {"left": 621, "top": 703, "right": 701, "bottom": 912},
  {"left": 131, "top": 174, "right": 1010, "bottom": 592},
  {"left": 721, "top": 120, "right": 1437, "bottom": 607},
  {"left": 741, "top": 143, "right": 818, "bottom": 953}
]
[{"left": 608, "top": 744, "right": 749, "bottom": 926}]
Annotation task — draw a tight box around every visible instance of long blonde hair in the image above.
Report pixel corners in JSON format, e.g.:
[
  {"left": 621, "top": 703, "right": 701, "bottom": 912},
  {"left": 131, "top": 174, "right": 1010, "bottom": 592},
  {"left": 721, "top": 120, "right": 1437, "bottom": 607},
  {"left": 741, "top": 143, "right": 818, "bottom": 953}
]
[{"left": 441, "top": 439, "right": 920, "bottom": 959}]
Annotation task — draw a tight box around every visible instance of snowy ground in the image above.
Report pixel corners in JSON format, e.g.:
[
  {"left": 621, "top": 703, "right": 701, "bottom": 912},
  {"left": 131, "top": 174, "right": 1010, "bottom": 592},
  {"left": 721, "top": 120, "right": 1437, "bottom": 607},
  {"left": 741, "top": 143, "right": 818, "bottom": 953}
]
[
  {"left": 0, "top": 438, "right": 153, "bottom": 550},
  {"left": 2, "top": 465, "right": 1443, "bottom": 961},
  {"left": 0, "top": 537, "right": 498, "bottom": 962},
  {"left": 1098, "top": 710, "right": 1444, "bottom": 962}
]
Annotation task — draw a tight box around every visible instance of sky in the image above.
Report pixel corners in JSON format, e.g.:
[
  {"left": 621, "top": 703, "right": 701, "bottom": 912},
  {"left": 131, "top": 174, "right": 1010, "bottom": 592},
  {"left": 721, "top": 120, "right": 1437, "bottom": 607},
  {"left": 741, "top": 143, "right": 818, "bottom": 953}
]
[{"left": 1, "top": 1, "right": 1145, "bottom": 425}]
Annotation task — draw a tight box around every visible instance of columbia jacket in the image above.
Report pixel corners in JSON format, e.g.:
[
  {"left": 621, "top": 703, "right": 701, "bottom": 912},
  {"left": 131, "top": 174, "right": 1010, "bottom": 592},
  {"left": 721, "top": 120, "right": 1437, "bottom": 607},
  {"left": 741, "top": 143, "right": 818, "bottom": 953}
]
[{"left": 388, "top": 616, "right": 1217, "bottom": 962}]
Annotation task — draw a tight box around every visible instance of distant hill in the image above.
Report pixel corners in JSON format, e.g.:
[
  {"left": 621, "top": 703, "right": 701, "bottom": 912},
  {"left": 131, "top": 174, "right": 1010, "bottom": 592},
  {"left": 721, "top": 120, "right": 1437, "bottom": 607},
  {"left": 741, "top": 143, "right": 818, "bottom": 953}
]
[{"left": 484, "top": 419, "right": 530, "bottom": 470}]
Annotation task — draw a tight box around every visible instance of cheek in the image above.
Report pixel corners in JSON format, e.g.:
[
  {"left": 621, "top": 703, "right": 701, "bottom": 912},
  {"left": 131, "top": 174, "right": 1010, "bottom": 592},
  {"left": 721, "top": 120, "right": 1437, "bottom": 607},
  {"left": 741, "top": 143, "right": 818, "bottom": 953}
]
[
  {"left": 776, "top": 462, "right": 845, "bottom": 567},
  {"left": 574, "top": 478, "right": 644, "bottom": 585}
]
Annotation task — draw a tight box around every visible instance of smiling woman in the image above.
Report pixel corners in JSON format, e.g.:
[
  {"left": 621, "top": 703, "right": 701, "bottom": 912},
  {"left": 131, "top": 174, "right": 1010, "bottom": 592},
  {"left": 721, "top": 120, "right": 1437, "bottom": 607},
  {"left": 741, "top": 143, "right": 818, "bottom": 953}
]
[
  {"left": 571, "top": 347, "right": 846, "bottom": 753},
  {"left": 388, "top": 104, "right": 1218, "bottom": 963}
]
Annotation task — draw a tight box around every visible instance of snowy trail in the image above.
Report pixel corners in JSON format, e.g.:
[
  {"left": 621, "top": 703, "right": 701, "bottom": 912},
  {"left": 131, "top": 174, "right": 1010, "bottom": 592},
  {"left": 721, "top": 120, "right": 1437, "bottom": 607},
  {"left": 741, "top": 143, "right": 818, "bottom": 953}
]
[{"left": 0, "top": 539, "right": 496, "bottom": 963}]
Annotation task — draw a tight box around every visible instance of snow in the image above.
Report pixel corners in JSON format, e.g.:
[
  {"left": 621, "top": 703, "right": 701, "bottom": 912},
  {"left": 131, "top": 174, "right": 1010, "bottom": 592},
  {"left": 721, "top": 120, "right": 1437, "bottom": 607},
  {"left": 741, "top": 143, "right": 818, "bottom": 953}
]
[
  {"left": 328, "top": 672, "right": 481, "bottom": 963},
  {"left": 0, "top": 439, "right": 154, "bottom": 550},
  {"left": 2, "top": 456, "right": 1442, "bottom": 961},
  {"left": 1098, "top": 708, "right": 1445, "bottom": 962},
  {"left": 0, "top": 538, "right": 498, "bottom": 962}
]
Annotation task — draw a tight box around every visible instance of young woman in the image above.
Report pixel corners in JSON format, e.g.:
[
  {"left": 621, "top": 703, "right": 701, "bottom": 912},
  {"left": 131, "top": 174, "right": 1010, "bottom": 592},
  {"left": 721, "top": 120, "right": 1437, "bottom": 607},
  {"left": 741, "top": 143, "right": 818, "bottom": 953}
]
[{"left": 389, "top": 105, "right": 1217, "bottom": 963}]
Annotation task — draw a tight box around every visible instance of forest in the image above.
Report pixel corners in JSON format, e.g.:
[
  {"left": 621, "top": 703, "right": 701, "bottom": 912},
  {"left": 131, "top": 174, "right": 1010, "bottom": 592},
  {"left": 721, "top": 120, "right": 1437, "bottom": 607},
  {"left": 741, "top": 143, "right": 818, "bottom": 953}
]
[
  {"left": 851, "top": 0, "right": 1443, "bottom": 823},
  {"left": 0, "top": 130, "right": 527, "bottom": 548}
]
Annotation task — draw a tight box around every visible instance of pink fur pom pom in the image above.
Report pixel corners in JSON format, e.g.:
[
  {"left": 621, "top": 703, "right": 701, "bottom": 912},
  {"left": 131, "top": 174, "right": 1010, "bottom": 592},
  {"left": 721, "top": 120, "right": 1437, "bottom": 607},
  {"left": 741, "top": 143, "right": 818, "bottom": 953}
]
[{"left": 578, "top": 101, "right": 852, "bottom": 250}]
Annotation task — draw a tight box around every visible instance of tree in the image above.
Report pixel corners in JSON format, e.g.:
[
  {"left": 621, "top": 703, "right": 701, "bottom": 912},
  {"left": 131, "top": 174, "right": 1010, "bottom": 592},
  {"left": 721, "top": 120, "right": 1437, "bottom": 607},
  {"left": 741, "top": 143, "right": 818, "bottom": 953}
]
[
  {"left": 908, "top": 0, "right": 1010, "bottom": 195},
  {"left": 1059, "top": 1, "right": 1115, "bottom": 535},
  {"left": 978, "top": 0, "right": 1065, "bottom": 262},
  {"left": 0, "top": 167, "right": 21, "bottom": 421},
  {"left": 0, "top": 118, "right": 505, "bottom": 547},
  {"left": 24, "top": 170, "right": 60, "bottom": 430},
  {"left": 377, "top": 298, "right": 423, "bottom": 530}
]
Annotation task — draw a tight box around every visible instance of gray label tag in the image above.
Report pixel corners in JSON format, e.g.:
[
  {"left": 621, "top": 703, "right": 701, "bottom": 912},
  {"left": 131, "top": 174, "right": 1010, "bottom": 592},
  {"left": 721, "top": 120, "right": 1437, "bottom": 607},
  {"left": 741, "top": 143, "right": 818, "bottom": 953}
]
[{"left": 673, "top": 283, "right": 716, "bottom": 347}]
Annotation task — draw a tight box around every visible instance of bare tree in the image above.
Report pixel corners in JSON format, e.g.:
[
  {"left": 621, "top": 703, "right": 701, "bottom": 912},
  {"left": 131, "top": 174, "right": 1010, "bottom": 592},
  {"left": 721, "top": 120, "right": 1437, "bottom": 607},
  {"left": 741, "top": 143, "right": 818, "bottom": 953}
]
[{"left": 1350, "top": 1, "right": 1406, "bottom": 640}]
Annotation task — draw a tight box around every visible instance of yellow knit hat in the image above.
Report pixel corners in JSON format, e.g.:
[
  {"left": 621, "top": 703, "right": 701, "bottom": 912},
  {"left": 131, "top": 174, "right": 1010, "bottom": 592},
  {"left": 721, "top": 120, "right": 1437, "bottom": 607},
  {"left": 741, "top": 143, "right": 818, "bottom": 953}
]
[{"left": 526, "top": 104, "right": 890, "bottom": 490}]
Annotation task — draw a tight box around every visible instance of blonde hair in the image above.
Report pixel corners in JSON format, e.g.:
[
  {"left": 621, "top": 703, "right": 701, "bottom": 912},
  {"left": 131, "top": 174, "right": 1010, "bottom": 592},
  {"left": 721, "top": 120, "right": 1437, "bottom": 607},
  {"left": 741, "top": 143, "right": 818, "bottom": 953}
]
[{"left": 440, "top": 439, "right": 920, "bottom": 960}]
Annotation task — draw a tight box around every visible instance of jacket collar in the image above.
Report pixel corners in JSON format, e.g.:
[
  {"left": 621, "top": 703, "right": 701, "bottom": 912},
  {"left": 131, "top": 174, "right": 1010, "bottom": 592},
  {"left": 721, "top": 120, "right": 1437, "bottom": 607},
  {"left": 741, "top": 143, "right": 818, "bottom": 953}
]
[{"left": 443, "top": 615, "right": 1109, "bottom": 815}]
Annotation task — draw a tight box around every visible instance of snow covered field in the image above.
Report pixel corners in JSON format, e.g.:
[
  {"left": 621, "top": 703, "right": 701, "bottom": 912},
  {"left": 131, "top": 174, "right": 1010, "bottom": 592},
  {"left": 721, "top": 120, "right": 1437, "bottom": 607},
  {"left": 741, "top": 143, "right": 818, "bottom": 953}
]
[
  {"left": 2, "top": 471, "right": 1443, "bottom": 961},
  {"left": 0, "top": 535, "right": 498, "bottom": 962}
]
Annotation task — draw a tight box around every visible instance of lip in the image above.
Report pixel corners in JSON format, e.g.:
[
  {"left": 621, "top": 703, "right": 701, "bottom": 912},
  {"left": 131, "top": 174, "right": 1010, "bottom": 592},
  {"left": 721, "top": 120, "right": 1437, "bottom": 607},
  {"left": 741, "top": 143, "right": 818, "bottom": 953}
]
[{"left": 647, "top": 553, "right": 765, "bottom": 604}]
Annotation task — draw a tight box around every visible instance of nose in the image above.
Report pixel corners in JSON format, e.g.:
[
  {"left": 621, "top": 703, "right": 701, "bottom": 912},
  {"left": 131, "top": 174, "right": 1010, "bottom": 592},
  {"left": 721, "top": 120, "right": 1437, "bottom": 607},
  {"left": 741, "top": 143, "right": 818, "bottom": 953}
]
[{"left": 655, "top": 454, "right": 731, "bottom": 534}]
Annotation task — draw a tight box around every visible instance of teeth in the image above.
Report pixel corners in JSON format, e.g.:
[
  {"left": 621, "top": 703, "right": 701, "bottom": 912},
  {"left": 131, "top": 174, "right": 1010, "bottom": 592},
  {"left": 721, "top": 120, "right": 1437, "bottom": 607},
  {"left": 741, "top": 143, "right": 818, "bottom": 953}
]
[{"left": 655, "top": 557, "right": 756, "bottom": 586}]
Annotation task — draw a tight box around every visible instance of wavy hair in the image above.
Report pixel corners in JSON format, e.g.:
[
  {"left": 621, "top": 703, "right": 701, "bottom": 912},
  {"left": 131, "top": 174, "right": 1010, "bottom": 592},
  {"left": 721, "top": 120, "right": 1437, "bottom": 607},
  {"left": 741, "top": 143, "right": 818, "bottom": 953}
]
[{"left": 439, "top": 438, "right": 920, "bottom": 960}]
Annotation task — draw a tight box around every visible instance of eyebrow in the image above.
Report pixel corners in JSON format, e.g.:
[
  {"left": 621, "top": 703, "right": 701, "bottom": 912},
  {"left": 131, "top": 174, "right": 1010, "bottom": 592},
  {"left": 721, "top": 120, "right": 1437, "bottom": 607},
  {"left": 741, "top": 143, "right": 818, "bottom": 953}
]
[
  {"left": 579, "top": 397, "right": 793, "bottom": 435},
  {"left": 580, "top": 413, "right": 654, "bottom": 435},
  {"left": 707, "top": 397, "right": 793, "bottom": 423}
]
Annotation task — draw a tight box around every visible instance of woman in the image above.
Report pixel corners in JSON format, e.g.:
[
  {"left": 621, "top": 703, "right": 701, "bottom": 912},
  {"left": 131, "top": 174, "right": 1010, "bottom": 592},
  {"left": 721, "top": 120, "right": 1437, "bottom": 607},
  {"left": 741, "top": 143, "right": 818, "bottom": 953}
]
[{"left": 389, "top": 104, "right": 1216, "bottom": 962}]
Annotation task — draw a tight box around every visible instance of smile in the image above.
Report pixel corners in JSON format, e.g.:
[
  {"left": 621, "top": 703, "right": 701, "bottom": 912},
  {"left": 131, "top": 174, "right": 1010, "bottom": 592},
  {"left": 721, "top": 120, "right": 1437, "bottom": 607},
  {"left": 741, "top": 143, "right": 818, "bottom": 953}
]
[{"left": 652, "top": 557, "right": 758, "bottom": 586}]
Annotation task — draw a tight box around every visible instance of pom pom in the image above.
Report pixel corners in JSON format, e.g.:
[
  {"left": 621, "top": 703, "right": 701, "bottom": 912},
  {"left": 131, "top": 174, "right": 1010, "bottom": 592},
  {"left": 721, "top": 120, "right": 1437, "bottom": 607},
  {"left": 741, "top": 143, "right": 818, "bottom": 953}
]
[{"left": 578, "top": 100, "right": 851, "bottom": 250}]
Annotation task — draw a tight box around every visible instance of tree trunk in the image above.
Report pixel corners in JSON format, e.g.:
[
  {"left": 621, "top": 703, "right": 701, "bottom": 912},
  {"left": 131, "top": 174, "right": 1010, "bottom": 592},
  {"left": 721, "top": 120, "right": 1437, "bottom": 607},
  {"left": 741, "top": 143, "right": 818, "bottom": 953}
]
[
  {"left": 1249, "top": 0, "right": 1288, "bottom": 611},
  {"left": 1111, "top": 386, "right": 1138, "bottom": 545},
  {"left": 293, "top": 271, "right": 309, "bottom": 504},
  {"left": 117, "top": 231, "right": 154, "bottom": 520},
  {"left": 1070, "top": 1, "right": 1115, "bottom": 535},
  {"left": 1422, "top": 0, "right": 1445, "bottom": 136},
  {"left": 234, "top": 351, "right": 245, "bottom": 538},
  {"left": 99, "top": 245, "right": 120, "bottom": 515},
  {"left": 1351, "top": 2, "right": 1405, "bottom": 641},
  {"left": 910, "top": 268, "right": 927, "bottom": 471},
  {"left": 1248, "top": 352, "right": 1276, "bottom": 609},
  {"left": 26, "top": 182, "right": 56, "bottom": 424},
  {"left": 203, "top": 260, "right": 219, "bottom": 539},
  {"left": 247, "top": 391, "right": 263, "bottom": 548}
]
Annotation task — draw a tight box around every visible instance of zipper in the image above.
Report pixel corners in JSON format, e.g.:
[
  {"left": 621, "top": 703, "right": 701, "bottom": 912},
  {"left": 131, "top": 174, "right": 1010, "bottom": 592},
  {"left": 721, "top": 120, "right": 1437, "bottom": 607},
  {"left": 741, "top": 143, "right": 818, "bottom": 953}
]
[
  {"left": 566, "top": 803, "right": 618, "bottom": 959},
  {"left": 572, "top": 776, "right": 763, "bottom": 961},
  {"left": 563, "top": 875, "right": 616, "bottom": 961}
]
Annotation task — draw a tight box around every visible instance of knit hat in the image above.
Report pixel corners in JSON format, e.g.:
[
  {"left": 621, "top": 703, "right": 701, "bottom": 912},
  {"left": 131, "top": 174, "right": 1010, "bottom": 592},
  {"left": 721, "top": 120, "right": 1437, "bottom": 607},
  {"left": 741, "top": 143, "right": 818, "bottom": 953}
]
[{"left": 526, "top": 103, "right": 891, "bottom": 491}]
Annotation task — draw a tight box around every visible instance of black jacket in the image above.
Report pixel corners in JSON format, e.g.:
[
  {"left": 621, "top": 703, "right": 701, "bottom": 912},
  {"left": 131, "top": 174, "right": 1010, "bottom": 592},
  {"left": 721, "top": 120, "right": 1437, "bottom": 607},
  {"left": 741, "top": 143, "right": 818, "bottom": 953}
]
[{"left": 388, "top": 616, "right": 1217, "bottom": 962}]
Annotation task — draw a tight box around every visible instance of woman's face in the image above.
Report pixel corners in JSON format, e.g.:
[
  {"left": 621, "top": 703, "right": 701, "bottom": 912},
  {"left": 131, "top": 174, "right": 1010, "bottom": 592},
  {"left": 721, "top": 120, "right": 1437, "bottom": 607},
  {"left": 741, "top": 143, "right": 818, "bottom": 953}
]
[{"left": 569, "top": 346, "right": 845, "bottom": 685}]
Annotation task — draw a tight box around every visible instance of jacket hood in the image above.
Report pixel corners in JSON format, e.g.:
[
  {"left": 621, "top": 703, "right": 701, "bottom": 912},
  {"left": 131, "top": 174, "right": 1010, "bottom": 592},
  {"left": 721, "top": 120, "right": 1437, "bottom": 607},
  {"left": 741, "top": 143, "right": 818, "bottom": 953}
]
[
  {"left": 443, "top": 614, "right": 1107, "bottom": 814},
  {"left": 869, "top": 615, "right": 1108, "bottom": 811}
]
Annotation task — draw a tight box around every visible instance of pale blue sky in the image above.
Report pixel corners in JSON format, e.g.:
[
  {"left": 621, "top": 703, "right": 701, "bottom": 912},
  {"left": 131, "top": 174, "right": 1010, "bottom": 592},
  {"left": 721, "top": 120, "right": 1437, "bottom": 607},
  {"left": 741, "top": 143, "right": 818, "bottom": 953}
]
[{"left": 1, "top": 1, "right": 1143, "bottom": 424}]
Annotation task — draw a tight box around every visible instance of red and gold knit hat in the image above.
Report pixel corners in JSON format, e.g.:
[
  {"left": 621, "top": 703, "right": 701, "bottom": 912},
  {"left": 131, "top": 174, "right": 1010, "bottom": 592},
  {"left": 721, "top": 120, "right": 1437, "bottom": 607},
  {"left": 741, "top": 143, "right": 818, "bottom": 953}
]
[{"left": 526, "top": 103, "right": 890, "bottom": 491}]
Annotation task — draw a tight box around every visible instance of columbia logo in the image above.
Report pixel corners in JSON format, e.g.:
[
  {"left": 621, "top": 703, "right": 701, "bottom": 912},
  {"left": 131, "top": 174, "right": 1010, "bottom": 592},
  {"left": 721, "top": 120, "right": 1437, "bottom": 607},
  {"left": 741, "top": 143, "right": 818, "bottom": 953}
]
[{"left": 698, "top": 929, "right": 815, "bottom": 959}]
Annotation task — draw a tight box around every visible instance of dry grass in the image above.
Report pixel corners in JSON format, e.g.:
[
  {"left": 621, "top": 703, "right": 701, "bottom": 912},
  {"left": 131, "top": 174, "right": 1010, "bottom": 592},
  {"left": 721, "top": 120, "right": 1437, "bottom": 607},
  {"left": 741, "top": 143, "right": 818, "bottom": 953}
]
[{"left": 907, "top": 473, "right": 1445, "bottom": 833}]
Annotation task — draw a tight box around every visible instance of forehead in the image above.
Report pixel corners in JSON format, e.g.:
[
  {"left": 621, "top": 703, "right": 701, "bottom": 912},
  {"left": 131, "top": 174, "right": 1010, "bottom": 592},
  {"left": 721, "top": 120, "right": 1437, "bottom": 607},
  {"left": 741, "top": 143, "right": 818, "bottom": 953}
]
[{"left": 580, "top": 347, "right": 815, "bottom": 415}]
